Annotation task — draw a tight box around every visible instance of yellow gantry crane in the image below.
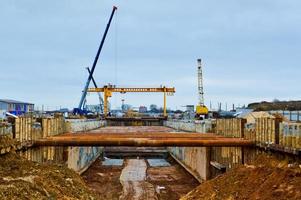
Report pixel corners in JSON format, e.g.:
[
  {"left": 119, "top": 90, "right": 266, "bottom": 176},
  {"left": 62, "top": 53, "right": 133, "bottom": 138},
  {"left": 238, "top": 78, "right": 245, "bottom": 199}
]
[{"left": 87, "top": 85, "right": 175, "bottom": 117}]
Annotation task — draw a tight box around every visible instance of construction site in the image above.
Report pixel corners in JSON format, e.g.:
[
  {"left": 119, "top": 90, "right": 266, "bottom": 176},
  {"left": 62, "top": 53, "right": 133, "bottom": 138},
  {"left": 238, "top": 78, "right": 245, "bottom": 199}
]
[{"left": 1, "top": 2, "right": 301, "bottom": 200}]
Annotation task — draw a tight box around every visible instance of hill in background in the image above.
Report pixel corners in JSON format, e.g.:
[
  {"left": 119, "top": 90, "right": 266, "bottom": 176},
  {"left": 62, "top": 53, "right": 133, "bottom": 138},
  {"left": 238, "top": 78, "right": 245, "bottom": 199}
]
[{"left": 248, "top": 100, "right": 301, "bottom": 111}]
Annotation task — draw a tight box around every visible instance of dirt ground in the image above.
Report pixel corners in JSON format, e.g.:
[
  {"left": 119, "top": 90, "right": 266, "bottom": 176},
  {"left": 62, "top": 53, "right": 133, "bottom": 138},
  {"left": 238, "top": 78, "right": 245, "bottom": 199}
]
[
  {"left": 82, "top": 157, "right": 199, "bottom": 200},
  {"left": 0, "top": 152, "right": 97, "bottom": 200},
  {"left": 81, "top": 158, "right": 123, "bottom": 200},
  {"left": 181, "top": 155, "right": 301, "bottom": 200},
  {"left": 147, "top": 158, "right": 199, "bottom": 200}
]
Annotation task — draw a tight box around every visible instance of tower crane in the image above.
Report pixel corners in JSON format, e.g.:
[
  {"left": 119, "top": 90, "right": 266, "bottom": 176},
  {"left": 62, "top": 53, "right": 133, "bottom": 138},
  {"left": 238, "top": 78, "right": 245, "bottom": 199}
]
[{"left": 195, "top": 58, "right": 209, "bottom": 119}]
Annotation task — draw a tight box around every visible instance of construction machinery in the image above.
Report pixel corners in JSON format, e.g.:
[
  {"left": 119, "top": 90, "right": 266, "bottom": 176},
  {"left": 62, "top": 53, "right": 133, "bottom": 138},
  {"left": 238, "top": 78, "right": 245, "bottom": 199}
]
[
  {"left": 86, "top": 67, "right": 104, "bottom": 114},
  {"left": 74, "top": 6, "right": 117, "bottom": 115},
  {"left": 195, "top": 59, "right": 209, "bottom": 119},
  {"left": 87, "top": 85, "right": 175, "bottom": 117}
]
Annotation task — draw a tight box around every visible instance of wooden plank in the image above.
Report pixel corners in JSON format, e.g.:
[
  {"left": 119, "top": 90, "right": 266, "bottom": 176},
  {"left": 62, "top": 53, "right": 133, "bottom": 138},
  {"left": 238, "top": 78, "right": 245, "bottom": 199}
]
[{"left": 15, "top": 118, "right": 20, "bottom": 141}]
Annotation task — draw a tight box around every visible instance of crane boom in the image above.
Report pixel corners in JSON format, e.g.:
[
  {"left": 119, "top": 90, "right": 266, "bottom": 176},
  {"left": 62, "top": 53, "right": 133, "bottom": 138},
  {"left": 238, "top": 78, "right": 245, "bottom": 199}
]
[{"left": 77, "top": 6, "right": 117, "bottom": 111}]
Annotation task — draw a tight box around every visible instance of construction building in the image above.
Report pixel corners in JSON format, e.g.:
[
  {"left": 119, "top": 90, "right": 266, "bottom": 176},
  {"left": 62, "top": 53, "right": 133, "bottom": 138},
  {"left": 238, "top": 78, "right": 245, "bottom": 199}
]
[{"left": 0, "top": 99, "right": 34, "bottom": 117}]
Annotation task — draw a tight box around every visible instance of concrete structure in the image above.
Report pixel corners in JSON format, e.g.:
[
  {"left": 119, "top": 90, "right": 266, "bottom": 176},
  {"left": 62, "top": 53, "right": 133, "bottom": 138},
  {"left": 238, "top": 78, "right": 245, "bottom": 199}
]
[
  {"left": 165, "top": 120, "right": 213, "bottom": 181},
  {"left": 165, "top": 119, "right": 212, "bottom": 133},
  {"left": 64, "top": 119, "right": 106, "bottom": 173},
  {"left": 0, "top": 99, "right": 34, "bottom": 116}
]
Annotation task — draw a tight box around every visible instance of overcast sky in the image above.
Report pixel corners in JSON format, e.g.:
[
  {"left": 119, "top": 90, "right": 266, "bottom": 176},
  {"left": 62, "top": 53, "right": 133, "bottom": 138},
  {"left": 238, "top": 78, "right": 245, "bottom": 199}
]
[{"left": 1, "top": 0, "right": 300, "bottom": 110}]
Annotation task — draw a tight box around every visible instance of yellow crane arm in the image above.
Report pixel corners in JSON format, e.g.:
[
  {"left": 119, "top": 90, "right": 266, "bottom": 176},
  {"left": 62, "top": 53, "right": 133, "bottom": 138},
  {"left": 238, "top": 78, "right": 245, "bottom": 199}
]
[
  {"left": 87, "top": 86, "right": 175, "bottom": 117},
  {"left": 87, "top": 87, "right": 175, "bottom": 93}
]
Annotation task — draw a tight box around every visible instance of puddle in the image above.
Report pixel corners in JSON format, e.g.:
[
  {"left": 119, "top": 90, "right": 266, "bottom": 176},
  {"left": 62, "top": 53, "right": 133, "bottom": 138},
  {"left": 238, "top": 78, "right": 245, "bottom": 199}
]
[
  {"left": 147, "top": 159, "right": 171, "bottom": 167},
  {"left": 102, "top": 158, "right": 124, "bottom": 166}
]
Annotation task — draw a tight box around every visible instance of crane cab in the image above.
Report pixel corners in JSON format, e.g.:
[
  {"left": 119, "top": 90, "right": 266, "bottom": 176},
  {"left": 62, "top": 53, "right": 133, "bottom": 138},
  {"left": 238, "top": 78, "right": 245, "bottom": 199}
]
[{"left": 195, "top": 105, "right": 208, "bottom": 120}]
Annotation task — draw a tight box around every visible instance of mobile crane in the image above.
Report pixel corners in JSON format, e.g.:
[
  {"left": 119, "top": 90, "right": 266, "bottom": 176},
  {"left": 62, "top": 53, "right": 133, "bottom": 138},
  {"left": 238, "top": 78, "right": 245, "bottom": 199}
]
[{"left": 73, "top": 6, "right": 117, "bottom": 115}]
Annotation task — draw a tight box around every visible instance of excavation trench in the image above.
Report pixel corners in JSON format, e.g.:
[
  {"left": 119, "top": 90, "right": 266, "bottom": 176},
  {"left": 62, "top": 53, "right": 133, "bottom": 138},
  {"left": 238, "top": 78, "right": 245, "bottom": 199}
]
[
  {"left": 78, "top": 126, "right": 200, "bottom": 199},
  {"left": 82, "top": 154, "right": 199, "bottom": 200}
]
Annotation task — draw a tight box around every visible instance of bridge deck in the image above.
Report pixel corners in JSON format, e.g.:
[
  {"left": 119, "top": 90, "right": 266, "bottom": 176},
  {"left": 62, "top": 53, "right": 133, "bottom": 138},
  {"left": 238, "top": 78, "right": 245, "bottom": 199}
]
[{"left": 33, "top": 126, "right": 254, "bottom": 147}]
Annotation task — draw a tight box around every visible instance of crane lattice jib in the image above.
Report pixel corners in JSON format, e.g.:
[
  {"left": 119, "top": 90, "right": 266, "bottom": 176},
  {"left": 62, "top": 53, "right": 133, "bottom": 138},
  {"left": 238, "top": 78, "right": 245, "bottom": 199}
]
[{"left": 197, "top": 59, "right": 205, "bottom": 106}]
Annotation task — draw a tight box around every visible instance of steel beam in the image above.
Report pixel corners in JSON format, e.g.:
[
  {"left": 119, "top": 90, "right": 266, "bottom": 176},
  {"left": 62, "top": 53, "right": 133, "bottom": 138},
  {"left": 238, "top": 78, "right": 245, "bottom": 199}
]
[{"left": 33, "top": 132, "right": 254, "bottom": 147}]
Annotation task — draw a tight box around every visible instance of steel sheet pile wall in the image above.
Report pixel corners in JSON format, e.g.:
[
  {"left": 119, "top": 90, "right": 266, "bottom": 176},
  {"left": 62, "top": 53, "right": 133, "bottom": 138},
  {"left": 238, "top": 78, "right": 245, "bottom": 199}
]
[
  {"left": 280, "top": 121, "right": 301, "bottom": 152},
  {"left": 0, "top": 122, "right": 13, "bottom": 155},
  {"left": 0, "top": 122, "right": 12, "bottom": 137},
  {"left": 214, "top": 118, "right": 301, "bottom": 170},
  {"left": 212, "top": 119, "right": 246, "bottom": 174},
  {"left": 14, "top": 116, "right": 65, "bottom": 143},
  {"left": 2, "top": 117, "right": 106, "bottom": 173},
  {"left": 253, "top": 117, "right": 301, "bottom": 154},
  {"left": 13, "top": 116, "right": 66, "bottom": 163},
  {"left": 255, "top": 117, "right": 278, "bottom": 146},
  {"left": 19, "top": 146, "right": 65, "bottom": 164},
  {"left": 167, "top": 117, "right": 301, "bottom": 181}
]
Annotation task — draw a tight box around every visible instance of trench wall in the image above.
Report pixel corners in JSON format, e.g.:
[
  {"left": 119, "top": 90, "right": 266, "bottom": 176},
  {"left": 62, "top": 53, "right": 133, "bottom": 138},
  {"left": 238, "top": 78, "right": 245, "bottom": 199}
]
[
  {"left": 0, "top": 117, "right": 106, "bottom": 174},
  {"left": 164, "top": 120, "right": 212, "bottom": 182},
  {"left": 65, "top": 119, "right": 106, "bottom": 173},
  {"left": 167, "top": 118, "right": 301, "bottom": 181}
]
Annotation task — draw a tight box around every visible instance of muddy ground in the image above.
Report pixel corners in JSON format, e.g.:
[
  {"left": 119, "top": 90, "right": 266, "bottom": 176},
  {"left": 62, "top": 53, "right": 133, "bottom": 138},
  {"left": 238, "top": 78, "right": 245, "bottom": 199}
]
[
  {"left": 82, "top": 157, "right": 199, "bottom": 200},
  {"left": 181, "top": 155, "right": 301, "bottom": 200}
]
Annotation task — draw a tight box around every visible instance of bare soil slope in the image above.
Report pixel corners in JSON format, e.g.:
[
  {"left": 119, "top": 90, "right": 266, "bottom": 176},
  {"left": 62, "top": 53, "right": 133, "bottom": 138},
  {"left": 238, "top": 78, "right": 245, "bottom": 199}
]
[
  {"left": 0, "top": 153, "right": 97, "bottom": 200},
  {"left": 181, "top": 155, "right": 301, "bottom": 200}
]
